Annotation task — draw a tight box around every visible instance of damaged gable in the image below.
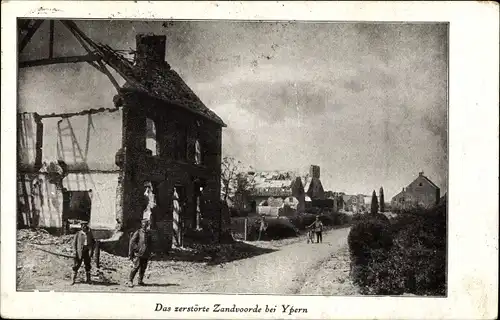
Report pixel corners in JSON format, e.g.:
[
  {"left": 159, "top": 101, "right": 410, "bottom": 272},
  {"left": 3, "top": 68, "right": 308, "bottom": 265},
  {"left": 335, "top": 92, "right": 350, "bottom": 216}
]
[{"left": 94, "top": 35, "right": 226, "bottom": 127}]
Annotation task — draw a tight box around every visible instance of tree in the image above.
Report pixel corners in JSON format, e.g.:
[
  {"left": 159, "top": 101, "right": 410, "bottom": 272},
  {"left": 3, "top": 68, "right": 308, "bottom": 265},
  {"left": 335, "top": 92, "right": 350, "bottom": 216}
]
[
  {"left": 221, "top": 157, "right": 240, "bottom": 202},
  {"left": 233, "top": 172, "right": 256, "bottom": 212},
  {"left": 379, "top": 187, "right": 385, "bottom": 213},
  {"left": 371, "top": 190, "right": 379, "bottom": 214},
  {"left": 221, "top": 157, "right": 255, "bottom": 208}
]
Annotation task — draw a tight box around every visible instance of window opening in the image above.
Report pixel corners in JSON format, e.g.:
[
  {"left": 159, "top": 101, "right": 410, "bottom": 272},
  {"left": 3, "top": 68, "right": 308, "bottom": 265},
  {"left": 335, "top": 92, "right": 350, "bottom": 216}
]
[{"left": 146, "top": 118, "right": 158, "bottom": 156}]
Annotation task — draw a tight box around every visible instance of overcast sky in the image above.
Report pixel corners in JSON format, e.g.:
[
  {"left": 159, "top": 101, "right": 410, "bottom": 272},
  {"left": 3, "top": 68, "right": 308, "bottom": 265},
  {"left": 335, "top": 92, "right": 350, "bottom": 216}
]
[{"left": 19, "top": 20, "right": 448, "bottom": 198}]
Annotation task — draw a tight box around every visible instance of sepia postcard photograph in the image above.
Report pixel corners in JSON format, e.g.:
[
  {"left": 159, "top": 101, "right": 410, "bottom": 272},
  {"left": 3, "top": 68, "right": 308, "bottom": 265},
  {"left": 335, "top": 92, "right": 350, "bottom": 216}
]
[{"left": 1, "top": 1, "right": 498, "bottom": 319}]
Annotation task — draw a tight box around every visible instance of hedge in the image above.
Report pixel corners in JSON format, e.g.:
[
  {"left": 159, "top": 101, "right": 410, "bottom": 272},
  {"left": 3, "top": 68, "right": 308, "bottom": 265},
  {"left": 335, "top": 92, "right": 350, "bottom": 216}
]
[
  {"left": 348, "top": 203, "right": 447, "bottom": 296},
  {"left": 247, "top": 217, "right": 300, "bottom": 241}
]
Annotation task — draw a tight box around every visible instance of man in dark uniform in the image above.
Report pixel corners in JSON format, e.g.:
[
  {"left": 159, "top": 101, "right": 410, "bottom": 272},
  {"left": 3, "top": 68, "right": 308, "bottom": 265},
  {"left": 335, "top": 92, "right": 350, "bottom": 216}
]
[
  {"left": 128, "top": 219, "right": 153, "bottom": 287},
  {"left": 71, "top": 221, "right": 95, "bottom": 285}
]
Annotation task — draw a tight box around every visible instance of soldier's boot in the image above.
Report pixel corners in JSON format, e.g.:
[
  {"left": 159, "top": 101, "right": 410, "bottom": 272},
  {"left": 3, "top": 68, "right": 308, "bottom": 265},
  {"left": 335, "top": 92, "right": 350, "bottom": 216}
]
[
  {"left": 85, "top": 271, "right": 91, "bottom": 284},
  {"left": 138, "top": 273, "right": 145, "bottom": 286},
  {"left": 71, "top": 272, "right": 77, "bottom": 285},
  {"left": 128, "top": 271, "right": 135, "bottom": 287}
]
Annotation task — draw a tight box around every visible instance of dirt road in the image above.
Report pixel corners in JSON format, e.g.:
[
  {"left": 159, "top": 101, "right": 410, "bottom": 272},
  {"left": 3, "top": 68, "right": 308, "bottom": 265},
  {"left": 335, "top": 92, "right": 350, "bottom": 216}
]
[
  {"left": 177, "top": 227, "right": 357, "bottom": 294},
  {"left": 17, "top": 227, "right": 358, "bottom": 295}
]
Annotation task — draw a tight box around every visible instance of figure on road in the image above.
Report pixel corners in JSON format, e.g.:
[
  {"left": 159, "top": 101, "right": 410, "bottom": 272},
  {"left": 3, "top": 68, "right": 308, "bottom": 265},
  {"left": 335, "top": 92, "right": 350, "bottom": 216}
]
[
  {"left": 71, "top": 221, "right": 95, "bottom": 285},
  {"left": 128, "top": 219, "right": 153, "bottom": 287},
  {"left": 308, "top": 216, "right": 324, "bottom": 243},
  {"left": 257, "top": 216, "right": 268, "bottom": 241}
]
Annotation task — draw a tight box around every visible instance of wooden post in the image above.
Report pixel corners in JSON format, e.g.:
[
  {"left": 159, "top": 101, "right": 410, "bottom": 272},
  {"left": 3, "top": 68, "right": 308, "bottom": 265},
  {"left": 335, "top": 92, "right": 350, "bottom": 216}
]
[{"left": 244, "top": 217, "right": 248, "bottom": 241}]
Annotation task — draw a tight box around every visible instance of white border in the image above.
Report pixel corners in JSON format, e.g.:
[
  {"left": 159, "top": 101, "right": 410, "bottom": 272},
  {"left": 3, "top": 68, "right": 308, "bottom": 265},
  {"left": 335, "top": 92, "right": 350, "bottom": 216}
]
[{"left": 2, "top": 1, "right": 499, "bottom": 319}]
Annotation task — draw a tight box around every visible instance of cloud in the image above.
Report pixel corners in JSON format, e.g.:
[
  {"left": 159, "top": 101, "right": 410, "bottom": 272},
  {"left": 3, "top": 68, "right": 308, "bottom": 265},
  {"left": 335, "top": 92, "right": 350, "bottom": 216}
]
[{"left": 18, "top": 20, "right": 448, "bottom": 198}]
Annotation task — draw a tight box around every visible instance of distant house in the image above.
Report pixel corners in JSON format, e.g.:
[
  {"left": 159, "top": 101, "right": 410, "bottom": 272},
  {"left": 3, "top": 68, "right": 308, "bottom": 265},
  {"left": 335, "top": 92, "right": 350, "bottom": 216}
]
[
  {"left": 391, "top": 171, "right": 441, "bottom": 210},
  {"left": 342, "top": 194, "right": 366, "bottom": 213}
]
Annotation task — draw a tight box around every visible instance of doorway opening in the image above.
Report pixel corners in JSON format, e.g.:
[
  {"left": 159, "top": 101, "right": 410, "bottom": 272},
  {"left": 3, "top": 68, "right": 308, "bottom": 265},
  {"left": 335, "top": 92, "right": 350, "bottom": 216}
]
[{"left": 62, "top": 189, "right": 92, "bottom": 234}]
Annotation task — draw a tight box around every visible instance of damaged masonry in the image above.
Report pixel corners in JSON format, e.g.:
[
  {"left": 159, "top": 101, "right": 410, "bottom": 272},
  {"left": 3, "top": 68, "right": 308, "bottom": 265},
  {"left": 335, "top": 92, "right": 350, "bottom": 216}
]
[{"left": 18, "top": 21, "right": 228, "bottom": 257}]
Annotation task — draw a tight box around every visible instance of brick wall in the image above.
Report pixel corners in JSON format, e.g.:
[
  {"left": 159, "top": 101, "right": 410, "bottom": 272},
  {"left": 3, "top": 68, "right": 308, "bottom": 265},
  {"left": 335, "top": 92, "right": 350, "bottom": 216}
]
[{"left": 118, "top": 91, "right": 223, "bottom": 249}]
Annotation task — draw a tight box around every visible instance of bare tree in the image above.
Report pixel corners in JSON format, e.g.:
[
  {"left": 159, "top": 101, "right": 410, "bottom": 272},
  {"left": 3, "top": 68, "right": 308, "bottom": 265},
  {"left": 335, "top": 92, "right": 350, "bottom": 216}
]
[
  {"left": 221, "top": 157, "right": 241, "bottom": 203},
  {"left": 221, "top": 157, "right": 255, "bottom": 207}
]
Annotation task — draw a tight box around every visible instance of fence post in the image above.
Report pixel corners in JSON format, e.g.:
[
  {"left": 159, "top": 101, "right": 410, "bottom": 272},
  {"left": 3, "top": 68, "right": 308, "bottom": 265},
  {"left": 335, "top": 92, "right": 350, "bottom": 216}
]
[{"left": 244, "top": 217, "right": 248, "bottom": 241}]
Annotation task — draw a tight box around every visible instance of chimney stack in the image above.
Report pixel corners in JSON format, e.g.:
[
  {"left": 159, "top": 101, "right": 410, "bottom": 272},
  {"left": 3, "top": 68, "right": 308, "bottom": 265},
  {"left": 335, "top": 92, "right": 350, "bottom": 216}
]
[
  {"left": 135, "top": 34, "right": 166, "bottom": 66},
  {"left": 309, "top": 165, "right": 320, "bottom": 179},
  {"left": 419, "top": 171, "right": 424, "bottom": 176}
]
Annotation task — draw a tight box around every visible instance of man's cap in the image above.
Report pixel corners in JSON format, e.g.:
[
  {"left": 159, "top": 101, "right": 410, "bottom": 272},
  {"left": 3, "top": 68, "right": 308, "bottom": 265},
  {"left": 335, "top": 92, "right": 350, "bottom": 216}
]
[{"left": 144, "top": 181, "right": 152, "bottom": 187}]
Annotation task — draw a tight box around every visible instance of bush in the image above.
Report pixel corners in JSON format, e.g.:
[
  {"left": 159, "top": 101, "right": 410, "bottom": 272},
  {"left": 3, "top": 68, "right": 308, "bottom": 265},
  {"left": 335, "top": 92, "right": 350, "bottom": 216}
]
[
  {"left": 348, "top": 218, "right": 393, "bottom": 266},
  {"left": 351, "top": 213, "right": 364, "bottom": 222},
  {"left": 247, "top": 217, "right": 299, "bottom": 241},
  {"left": 288, "top": 214, "right": 315, "bottom": 231},
  {"left": 372, "top": 213, "right": 390, "bottom": 223},
  {"left": 351, "top": 212, "right": 389, "bottom": 223},
  {"left": 319, "top": 214, "right": 335, "bottom": 226},
  {"left": 366, "top": 244, "right": 446, "bottom": 295},
  {"left": 333, "top": 212, "right": 351, "bottom": 225},
  {"left": 349, "top": 203, "right": 447, "bottom": 295},
  {"left": 288, "top": 213, "right": 337, "bottom": 231}
]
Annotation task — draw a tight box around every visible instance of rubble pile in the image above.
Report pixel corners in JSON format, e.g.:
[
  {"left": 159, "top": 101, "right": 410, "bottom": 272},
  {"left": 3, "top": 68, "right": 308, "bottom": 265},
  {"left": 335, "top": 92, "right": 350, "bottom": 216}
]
[
  {"left": 17, "top": 228, "right": 282, "bottom": 290},
  {"left": 18, "top": 229, "right": 73, "bottom": 246}
]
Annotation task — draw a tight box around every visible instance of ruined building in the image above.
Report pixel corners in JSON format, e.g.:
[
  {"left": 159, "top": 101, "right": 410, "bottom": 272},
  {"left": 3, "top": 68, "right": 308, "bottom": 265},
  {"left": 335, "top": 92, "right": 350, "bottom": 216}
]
[
  {"left": 246, "top": 164, "right": 329, "bottom": 216},
  {"left": 17, "top": 33, "right": 227, "bottom": 253}
]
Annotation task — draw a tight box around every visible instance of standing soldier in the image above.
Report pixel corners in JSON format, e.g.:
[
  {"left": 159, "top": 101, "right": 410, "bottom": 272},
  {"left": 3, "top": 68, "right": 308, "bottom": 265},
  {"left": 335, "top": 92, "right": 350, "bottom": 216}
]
[
  {"left": 128, "top": 219, "right": 153, "bottom": 287},
  {"left": 71, "top": 221, "right": 95, "bottom": 285},
  {"left": 257, "top": 216, "right": 268, "bottom": 241}
]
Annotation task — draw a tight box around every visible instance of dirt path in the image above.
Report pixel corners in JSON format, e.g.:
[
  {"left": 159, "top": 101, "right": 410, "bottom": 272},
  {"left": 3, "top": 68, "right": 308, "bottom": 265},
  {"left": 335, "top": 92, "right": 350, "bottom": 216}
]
[
  {"left": 17, "top": 227, "right": 357, "bottom": 295},
  {"left": 168, "top": 227, "right": 356, "bottom": 294}
]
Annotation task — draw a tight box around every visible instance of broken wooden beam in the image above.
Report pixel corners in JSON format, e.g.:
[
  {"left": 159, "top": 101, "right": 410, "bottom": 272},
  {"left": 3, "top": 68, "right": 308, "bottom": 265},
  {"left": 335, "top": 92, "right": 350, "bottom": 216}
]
[
  {"left": 19, "top": 20, "right": 44, "bottom": 52},
  {"left": 37, "top": 106, "right": 121, "bottom": 119}
]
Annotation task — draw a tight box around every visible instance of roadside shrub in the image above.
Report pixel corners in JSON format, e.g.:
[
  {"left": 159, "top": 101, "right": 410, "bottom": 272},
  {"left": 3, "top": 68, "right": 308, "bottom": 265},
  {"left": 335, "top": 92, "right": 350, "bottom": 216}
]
[
  {"left": 288, "top": 213, "right": 315, "bottom": 230},
  {"left": 351, "top": 213, "right": 364, "bottom": 222},
  {"left": 333, "top": 212, "right": 351, "bottom": 225},
  {"left": 372, "top": 212, "right": 390, "bottom": 223},
  {"left": 348, "top": 218, "right": 393, "bottom": 267},
  {"left": 288, "top": 213, "right": 336, "bottom": 231},
  {"left": 301, "top": 213, "right": 319, "bottom": 228},
  {"left": 247, "top": 217, "right": 299, "bottom": 241},
  {"left": 349, "top": 202, "right": 447, "bottom": 295},
  {"left": 319, "top": 214, "right": 335, "bottom": 226},
  {"left": 351, "top": 212, "right": 389, "bottom": 224}
]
